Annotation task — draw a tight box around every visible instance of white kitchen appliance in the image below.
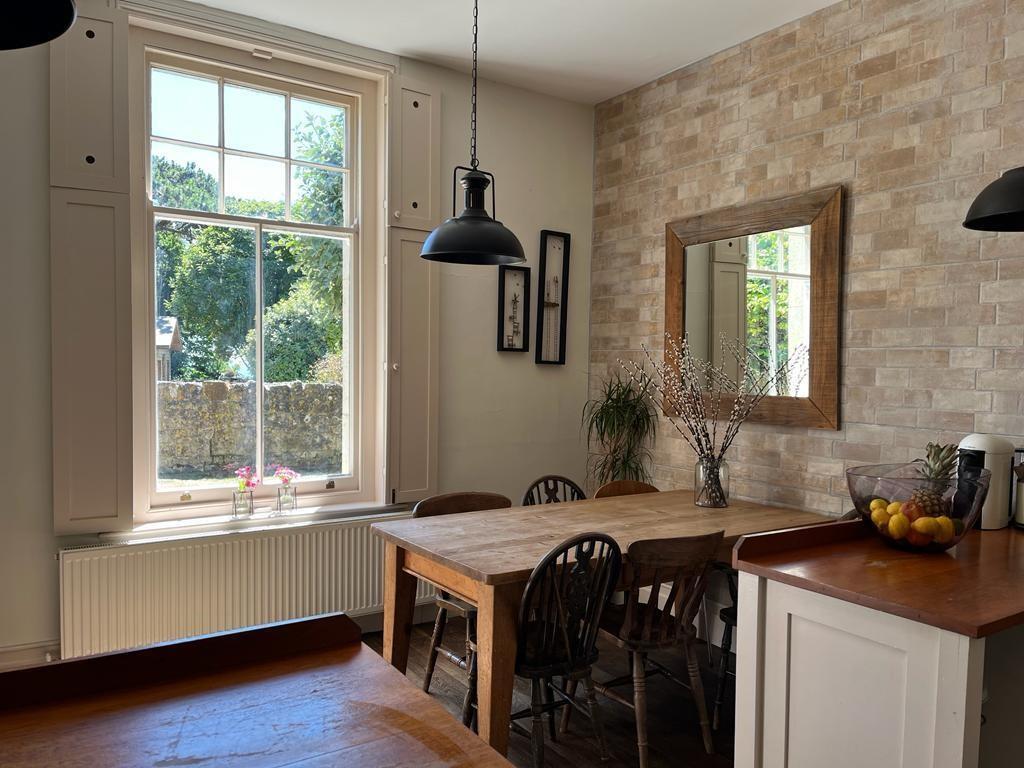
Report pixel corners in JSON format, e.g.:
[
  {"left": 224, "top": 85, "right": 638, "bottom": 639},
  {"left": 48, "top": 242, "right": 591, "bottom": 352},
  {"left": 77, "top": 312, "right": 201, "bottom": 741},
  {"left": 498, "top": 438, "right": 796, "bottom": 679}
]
[{"left": 959, "top": 433, "right": 1015, "bottom": 530}]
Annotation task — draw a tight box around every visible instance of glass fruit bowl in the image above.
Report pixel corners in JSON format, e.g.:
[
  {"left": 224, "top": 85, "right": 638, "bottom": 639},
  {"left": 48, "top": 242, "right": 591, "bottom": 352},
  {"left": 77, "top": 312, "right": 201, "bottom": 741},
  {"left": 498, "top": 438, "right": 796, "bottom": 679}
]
[{"left": 846, "top": 463, "right": 991, "bottom": 552}]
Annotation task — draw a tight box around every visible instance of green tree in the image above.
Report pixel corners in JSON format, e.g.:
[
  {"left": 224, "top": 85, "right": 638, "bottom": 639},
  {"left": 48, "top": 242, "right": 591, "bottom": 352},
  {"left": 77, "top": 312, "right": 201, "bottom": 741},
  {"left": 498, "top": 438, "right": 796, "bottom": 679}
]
[{"left": 244, "top": 282, "right": 341, "bottom": 382}]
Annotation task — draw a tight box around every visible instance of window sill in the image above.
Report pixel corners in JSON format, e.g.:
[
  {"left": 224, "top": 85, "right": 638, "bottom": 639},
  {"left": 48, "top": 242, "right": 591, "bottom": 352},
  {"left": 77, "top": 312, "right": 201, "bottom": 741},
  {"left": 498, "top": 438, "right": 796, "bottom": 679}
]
[{"left": 100, "top": 500, "right": 412, "bottom": 545}]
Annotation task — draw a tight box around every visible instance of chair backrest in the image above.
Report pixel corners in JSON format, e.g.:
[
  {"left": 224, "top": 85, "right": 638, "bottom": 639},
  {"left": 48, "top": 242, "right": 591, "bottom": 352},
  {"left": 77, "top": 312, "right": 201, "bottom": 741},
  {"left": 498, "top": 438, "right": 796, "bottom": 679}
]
[
  {"left": 611, "top": 531, "right": 724, "bottom": 649},
  {"left": 412, "top": 491, "right": 512, "bottom": 519},
  {"left": 593, "top": 480, "right": 660, "bottom": 499},
  {"left": 522, "top": 475, "right": 586, "bottom": 506},
  {"left": 516, "top": 533, "right": 622, "bottom": 676}
]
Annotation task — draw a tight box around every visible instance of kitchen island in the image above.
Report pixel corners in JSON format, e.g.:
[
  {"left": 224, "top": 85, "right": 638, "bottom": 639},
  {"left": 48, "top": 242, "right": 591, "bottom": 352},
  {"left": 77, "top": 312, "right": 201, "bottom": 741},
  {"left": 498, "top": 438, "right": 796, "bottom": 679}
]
[{"left": 733, "top": 520, "right": 1024, "bottom": 768}]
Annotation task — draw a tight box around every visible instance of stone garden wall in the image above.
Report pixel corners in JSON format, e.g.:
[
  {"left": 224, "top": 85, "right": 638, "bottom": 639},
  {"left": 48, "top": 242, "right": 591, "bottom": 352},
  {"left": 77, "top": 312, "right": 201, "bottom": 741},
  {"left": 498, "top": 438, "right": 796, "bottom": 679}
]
[{"left": 157, "top": 381, "right": 344, "bottom": 476}]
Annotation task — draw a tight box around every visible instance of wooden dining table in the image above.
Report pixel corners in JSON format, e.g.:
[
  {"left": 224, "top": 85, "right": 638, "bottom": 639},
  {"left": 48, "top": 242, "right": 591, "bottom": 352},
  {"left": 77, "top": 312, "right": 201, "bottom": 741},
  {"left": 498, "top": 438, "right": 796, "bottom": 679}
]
[{"left": 371, "top": 488, "right": 830, "bottom": 755}]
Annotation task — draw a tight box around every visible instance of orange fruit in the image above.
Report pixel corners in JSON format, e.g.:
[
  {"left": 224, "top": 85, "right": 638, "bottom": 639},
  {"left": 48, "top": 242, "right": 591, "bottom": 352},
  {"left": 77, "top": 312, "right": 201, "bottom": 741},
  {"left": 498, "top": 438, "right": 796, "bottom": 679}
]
[
  {"left": 906, "top": 529, "right": 932, "bottom": 547},
  {"left": 901, "top": 501, "right": 924, "bottom": 522}
]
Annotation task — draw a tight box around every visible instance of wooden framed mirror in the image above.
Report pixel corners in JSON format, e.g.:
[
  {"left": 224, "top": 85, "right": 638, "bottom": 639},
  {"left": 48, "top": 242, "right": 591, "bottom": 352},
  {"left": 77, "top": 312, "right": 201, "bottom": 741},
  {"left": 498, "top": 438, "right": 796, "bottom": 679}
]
[{"left": 664, "top": 186, "right": 842, "bottom": 430}]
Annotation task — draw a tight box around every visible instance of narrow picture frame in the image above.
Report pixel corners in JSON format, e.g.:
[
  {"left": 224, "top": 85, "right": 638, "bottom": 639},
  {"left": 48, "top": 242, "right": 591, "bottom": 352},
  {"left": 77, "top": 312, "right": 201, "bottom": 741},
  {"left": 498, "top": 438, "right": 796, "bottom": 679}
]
[
  {"left": 497, "top": 265, "right": 531, "bottom": 352},
  {"left": 535, "top": 230, "right": 570, "bottom": 365}
]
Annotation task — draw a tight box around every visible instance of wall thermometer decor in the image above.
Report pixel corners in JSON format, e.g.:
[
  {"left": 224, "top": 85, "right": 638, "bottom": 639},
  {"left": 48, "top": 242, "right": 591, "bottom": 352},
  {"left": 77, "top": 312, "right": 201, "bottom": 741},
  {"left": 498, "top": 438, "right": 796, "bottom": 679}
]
[{"left": 535, "top": 230, "right": 570, "bottom": 365}]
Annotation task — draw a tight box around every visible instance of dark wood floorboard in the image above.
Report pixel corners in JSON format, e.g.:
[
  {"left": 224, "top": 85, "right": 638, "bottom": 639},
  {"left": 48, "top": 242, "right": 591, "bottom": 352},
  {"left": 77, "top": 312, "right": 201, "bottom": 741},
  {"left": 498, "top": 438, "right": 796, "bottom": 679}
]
[{"left": 364, "top": 617, "right": 735, "bottom": 768}]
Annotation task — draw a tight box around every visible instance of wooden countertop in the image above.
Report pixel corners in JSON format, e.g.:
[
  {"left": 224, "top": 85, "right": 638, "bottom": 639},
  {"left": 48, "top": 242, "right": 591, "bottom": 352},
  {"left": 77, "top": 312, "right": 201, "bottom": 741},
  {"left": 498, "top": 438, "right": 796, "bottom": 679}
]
[
  {"left": 734, "top": 521, "right": 1024, "bottom": 638},
  {"left": 0, "top": 614, "right": 512, "bottom": 768},
  {"left": 372, "top": 489, "right": 829, "bottom": 585}
]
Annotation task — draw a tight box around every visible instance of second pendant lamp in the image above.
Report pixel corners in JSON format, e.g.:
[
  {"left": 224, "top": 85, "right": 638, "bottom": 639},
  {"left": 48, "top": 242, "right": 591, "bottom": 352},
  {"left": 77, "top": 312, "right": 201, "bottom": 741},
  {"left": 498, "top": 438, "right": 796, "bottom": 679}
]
[{"left": 420, "top": 0, "right": 525, "bottom": 265}]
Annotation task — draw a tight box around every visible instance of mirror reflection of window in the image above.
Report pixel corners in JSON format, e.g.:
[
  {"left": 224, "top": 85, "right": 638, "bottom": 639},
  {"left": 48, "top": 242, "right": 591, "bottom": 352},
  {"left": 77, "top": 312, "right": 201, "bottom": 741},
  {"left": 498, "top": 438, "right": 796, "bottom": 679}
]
[
  {"left": 745, "top": 226, "right": 810, "bottom": 396},
  {"left": 682, "top": 225, "right": 811, "bottom": 397}
]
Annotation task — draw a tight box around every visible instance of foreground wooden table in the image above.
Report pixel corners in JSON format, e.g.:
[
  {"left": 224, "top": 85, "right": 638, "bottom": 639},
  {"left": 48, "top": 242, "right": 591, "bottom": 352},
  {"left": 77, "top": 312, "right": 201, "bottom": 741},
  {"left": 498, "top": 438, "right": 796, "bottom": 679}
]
[
  {"left": 0, "top": 614, "right": 511, "bottom": 767},
  {"left": 372, "top": 489, "right": 828, "bottom": 755}
]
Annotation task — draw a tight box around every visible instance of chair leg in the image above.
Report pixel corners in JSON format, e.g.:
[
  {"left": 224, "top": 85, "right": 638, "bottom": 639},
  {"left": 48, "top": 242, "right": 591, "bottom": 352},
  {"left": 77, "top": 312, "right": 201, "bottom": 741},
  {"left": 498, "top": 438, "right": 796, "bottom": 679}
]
[
  {"left": 713, "top": 621, "right": 734, "bottom": 732},
  {"left": 461, "top": 613, "right": 478, "bottom": 728},
  {"left": 542, "top": 677, "right": 557, "bottom": 742},
  {"left": 422, "top": 603, "right": 448, "bottom": 693},
  {"left": 583, "top": 672, "right": 610, "bottom": 762},
  {"left": 559, "top": 678, "right": 578, "bottom": 733},
  {"left": 632, "top": 651, "right": 649, "bottom": 768},
  {"left": 531, "top": 678, "right": 546, "bottom": 768},
  {"left": 685, "top": 640, "right": 714, "bottom": 755},
  {"left": 701, "top": 596, "right": 713, "bottom": 666}
]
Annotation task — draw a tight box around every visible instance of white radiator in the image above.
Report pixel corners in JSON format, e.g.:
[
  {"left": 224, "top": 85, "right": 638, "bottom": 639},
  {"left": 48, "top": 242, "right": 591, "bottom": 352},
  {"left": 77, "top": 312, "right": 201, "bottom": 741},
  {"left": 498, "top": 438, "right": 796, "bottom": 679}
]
[{"left": 59, "top": 514, "right": 432, "bottom": 658}]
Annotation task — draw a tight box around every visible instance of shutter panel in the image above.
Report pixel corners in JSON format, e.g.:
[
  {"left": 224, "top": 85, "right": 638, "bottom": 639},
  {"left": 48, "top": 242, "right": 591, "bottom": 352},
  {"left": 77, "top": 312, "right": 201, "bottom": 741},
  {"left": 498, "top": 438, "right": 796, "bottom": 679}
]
[
  {"left": 388, "top": 77, "right": 441, "bottom": 232},
  {"left": 51, "top": 189, "right": 133, "bottom": 534},
  {"left": 386, "top": 227, "right": 439, "bottom": 504},
  {"left": 50, "top": 0, "right": 129, "bottom": 193}
]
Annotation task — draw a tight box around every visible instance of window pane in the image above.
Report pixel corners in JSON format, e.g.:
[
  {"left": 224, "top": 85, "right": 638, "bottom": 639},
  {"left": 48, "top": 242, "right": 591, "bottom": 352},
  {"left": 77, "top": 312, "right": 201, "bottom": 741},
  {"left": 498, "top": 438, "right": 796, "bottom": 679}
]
[
  {"left": 785, "top": 226, "right": 811, "bottom": 274},
  {"left": 151, "top": 67, "right": 218, "bottom": 146},
  {"left": 291, "top": 164, "right": 346, "bottom": 226},
  {"left": 261, "top": 230, "right": 350, "bottom": 480},
  {"left": 224, "top": 153, "right": 286, "bottom": 219},
  {"left": 746, "top": 275, "right": 772, "bottom": 372},
  {"left": 151, "top": 141, "right": 220, "bottom": 212},
  {"left": 748, "top": 232, "right": 782, "bottom": 272},
  {"left": 224, "top": 84, "right": 285, "bottom": 157},
  {"left": 291, "top": 98, "right": 346, "bottom": 167},
  {"left": 154, "top": 219, "right": 258, "bottom": 492}
]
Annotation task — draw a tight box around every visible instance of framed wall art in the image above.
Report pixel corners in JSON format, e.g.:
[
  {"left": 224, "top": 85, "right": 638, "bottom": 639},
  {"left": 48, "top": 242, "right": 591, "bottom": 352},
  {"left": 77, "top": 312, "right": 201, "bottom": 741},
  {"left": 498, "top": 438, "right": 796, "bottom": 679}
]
[
  {"left": 497, "top": 265, "right": 530, "bottom": 352},
  {"left": 535, "top": 230, "right": 570, "bottom": 365}
]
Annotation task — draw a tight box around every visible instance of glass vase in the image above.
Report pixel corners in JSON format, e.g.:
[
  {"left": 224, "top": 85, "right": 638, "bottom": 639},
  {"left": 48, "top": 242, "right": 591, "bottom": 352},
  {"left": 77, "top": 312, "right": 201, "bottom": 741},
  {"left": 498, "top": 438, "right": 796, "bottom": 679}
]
[
  {"left": 275, "top": 484, "right": 297, "bottom": 516},
  {"left": 232, "top": 490, "right": 254, "bottom": 519},
  {"left": 695, "top": 456, "right": 730, "bottom": 508}
]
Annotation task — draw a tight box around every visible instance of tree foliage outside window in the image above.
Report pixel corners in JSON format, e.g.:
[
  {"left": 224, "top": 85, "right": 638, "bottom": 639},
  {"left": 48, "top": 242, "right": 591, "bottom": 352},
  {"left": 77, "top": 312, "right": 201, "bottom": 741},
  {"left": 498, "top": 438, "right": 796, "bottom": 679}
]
[{"left": 156, "top": 111, "right": 346, "bottom": 382}]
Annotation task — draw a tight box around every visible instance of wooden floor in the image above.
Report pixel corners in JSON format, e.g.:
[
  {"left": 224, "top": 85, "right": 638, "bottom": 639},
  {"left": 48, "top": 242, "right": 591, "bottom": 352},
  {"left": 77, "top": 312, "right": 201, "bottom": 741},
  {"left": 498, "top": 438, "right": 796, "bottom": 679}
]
[{"left": 365, "top": 618, "right": 735, "bottom": 768}]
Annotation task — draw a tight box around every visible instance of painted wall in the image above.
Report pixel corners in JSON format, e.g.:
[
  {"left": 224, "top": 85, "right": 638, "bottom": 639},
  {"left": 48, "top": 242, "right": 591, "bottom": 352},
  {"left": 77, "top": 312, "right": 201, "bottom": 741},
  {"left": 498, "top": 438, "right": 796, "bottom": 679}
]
[
  {"left": 591, "top": 0, "right": 1024, "bottom": 515},
  {"left": 400, "top": 59, "right": 595, "bottom": 503},
  {"left": 0, "top": 38, "right": 593, "bottom": 658}
]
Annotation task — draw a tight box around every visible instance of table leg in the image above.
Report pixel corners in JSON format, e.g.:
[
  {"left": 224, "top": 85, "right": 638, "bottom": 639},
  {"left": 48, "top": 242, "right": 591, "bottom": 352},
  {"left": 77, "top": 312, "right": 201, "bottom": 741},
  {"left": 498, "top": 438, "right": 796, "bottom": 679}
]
[
  {"left": 476, "top": 581, "right": 522, "bottom": 755},
  {"left": 382, "top": 542, "right": 417, "bottom": 673}
]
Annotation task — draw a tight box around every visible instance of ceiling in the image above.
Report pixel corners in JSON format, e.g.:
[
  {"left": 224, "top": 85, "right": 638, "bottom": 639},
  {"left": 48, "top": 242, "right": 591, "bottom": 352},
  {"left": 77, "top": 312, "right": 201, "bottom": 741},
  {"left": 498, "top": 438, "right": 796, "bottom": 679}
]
[{"left": 193, "top": 0, "right": 836, "bottom": 104}]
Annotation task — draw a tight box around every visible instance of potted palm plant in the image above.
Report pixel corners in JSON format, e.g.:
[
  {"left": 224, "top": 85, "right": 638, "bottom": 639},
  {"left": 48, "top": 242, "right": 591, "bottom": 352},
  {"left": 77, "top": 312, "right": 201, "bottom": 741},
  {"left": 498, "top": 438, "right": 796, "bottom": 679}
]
[{"left": 582, "top": 372, "right": 657, "bottom": 487}]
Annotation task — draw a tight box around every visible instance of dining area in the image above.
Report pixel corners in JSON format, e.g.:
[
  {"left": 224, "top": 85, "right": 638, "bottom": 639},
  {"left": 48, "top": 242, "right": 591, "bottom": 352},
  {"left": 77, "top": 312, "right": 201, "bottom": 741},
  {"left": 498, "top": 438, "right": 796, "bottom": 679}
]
[{"left": 372, "top": 479, "right": 829, "bottom": 766}]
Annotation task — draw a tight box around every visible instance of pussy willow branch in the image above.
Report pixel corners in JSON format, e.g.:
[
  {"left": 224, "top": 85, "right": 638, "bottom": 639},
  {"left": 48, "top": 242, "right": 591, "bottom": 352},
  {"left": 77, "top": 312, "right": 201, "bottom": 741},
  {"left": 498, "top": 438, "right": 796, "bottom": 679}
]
[{"left": 620, "top": 334, "right": 808, "bottom": 464}]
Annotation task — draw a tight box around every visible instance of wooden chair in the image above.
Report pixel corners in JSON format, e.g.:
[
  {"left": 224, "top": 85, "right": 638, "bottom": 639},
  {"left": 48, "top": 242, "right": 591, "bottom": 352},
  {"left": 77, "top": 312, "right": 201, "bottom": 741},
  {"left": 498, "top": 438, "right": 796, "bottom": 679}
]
[
  {"left": 593, "top": 480, "right": 660, "bottom": 498},
  {"left": 522, "top": 475, "right": 586, "bottom": 506},
  {"left": 586, "top": 531, "right": 724, "bottom": 768},
  {"left": 711, "top": 562, "right": 738, "bottom": 731},
  {"left": 413, "top": 491, "right": 512, "bottom": 725},
  {"left": 512, "top": 532, "right": 621, "bottom": 767}
]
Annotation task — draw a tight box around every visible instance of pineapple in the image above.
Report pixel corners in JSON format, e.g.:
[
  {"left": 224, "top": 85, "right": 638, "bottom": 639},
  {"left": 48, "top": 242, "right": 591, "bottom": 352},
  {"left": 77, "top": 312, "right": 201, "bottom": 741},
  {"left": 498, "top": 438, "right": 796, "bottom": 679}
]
[{"left": 911, "top": 442, "right": 958, "bottom": 517}]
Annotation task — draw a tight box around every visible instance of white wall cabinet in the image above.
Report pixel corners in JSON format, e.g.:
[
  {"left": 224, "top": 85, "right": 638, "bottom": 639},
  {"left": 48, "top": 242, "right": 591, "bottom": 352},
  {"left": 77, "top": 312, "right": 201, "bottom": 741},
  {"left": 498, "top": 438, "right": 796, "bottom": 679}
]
[
  {"left": 388, "top": 78, "right": 441, "bottom": 232},
  {"left": 51, "top": 189, "right": 133, "bottom": 534},
  {"left": 50, "top": 0, "right": 129, "bottom": 194},
  {"left": 386, "top": 227, "right": 439, "bottom": 504}
]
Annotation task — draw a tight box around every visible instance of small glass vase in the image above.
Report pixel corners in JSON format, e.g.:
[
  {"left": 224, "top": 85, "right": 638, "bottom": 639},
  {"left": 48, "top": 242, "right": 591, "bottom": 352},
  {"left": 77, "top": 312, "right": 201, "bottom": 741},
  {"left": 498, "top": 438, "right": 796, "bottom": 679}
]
[
  {"left": 695, "top": 456, "right": 730, "bottom": 508},
  {"left": 232, "top": 490, "right": 254, "bottom": 519},
  {"left": 275, "top": 484, "right": 297, "bottom": 516}
]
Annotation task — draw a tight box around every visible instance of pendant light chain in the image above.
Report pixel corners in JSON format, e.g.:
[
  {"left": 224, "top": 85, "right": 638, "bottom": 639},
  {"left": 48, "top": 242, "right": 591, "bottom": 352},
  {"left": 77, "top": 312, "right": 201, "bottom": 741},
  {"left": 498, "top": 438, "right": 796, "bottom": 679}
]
[{"left": 470, "top": 0, "right": 479, "bottom": 169}]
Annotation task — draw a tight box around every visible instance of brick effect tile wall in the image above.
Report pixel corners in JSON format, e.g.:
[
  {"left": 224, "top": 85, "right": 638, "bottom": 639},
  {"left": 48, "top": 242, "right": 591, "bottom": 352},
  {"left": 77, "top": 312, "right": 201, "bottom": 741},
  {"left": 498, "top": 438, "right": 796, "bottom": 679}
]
[{"left": 591, "top": 0, "right": 1024, "bottom": 514}]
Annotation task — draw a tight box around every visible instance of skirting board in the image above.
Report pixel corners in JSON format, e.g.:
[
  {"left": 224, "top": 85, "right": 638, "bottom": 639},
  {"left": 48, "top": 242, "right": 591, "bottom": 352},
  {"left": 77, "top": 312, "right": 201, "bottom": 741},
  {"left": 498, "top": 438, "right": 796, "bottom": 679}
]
[{"left": 0, "top": 639, "right": 61, "bottom": 673}]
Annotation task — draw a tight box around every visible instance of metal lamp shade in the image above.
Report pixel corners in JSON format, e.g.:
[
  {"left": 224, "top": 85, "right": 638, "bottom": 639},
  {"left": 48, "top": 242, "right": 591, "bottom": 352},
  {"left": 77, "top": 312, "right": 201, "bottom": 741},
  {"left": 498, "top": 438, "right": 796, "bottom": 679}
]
[
  {"left": 963, "top": 167, "right": 1024, "bottom": 231},
  {"left": 2, "top": 1, "right": 77, "bottom": 50},
  {"left": 421, "top": 169, "right": 525, "bottom": 265}
]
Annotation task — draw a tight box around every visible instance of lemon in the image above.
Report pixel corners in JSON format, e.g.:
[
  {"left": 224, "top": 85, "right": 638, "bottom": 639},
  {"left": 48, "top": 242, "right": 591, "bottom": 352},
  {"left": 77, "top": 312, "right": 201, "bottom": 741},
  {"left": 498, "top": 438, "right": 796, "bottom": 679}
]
[
  {"left": 934, "top": 516, "right": 955, "bottom": 544},
  {"left": 870, "top": 498, "right": 889, "bottom": 513},
  {"left": 911, "top": 517, "right": 940, "bottom": 538},
  {"left": 888, "top": 512, "right": 910, "bottom": 540},
  {"left": 870, "top": 507, "right": 891, "bottom": 529},
  {"left": 886, "top": 501, "right": 903, "bottom": 516}
]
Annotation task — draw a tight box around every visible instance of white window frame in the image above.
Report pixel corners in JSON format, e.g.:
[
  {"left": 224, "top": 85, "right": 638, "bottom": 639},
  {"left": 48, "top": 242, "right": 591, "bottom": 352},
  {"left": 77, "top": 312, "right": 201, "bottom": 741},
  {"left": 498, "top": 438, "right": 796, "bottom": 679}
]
[{"left": 128, "top": 27, "right": 383, "bottom": 523}]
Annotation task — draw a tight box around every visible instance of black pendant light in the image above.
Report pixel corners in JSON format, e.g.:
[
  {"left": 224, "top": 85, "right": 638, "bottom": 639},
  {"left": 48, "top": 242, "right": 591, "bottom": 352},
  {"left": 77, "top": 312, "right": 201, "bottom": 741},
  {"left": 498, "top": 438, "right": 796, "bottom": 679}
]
[
  {"left": 421, "top": 0, "right": 525, "bottom": 265},
  {"left": 1, "top": 1, "right": 77, "bottom": 51},
  {"left": 963, "top": 167, "right": 1024, "bottom": 231}
]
